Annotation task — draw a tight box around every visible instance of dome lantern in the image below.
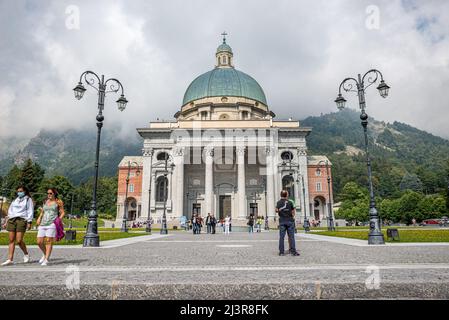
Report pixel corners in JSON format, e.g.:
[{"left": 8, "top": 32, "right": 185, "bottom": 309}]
[{"left": 216, "top": 32, "right": 233, "bottom": 68}]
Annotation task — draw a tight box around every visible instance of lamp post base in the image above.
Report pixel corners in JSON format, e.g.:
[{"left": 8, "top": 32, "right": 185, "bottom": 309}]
[
  {"left": 368, "top": 232, "right": 385, "bottom": 245},
  {"left": 160, "top": 228, "right": 168, "bottom": 235},
  {"left": 146, "top": 226, "right": 152, "bottom": 233},
  {"left": 83, "top": 234, "right": 100, "bottom": 247}
]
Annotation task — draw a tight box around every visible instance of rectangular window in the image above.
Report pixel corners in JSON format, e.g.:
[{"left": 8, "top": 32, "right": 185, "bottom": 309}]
[
  {"left": 250, "top": 203, "right": 258, "bottom": 215},
  {"left": 316, "top": 182, "right": 322, "bottom": 192},
  {"left": 129, "top": 184, "right": 134, "bottom": 193}
]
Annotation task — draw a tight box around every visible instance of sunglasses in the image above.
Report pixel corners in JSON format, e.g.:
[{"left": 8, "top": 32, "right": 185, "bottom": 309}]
[{"left": 47, "top": 193, "right": 54, "bottom": 195}]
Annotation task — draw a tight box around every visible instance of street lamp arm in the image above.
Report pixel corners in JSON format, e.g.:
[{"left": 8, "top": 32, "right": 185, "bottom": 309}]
[
  {"left": 338, "top": 77, "right": 359, "bottom": 94},
  {"left": 104, "top": 78, "right": 125, "bottom": 95},
  {"left": 361, "top": 69, "right": 384, "bottom": 91},
  {"left": 79, "top": 71, "right": 101, "bottom": 92}
]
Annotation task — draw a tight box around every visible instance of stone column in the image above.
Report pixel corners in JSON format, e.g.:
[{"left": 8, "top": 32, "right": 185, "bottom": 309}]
[
  {"left": 297, "top": 148, "right": 309, "bottom": 218},
  {"left": 237, "top": 146, "right": 246, "bottom": 218},
  {"left": 204, "top": 147, "right": 214, "bottom": 216},
  {"left": 265, "top": 147, "right": 276, "bottom": 217},
  {"left": 141, "top": 147, "right": 153, "bottom": 221},
  {"left": 150, "top": 172, "right": 156, "bottom": 210},
  {"left": 174, "top": 147, "right": 185, "bottom": 218},
  {"left": 294, "top": 172, "right": 301, "bottom": 210}
]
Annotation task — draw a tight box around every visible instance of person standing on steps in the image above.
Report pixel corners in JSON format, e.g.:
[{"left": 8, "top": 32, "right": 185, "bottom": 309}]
[{"left": 276, "top": 190, "right": 299, "bottom": 256}]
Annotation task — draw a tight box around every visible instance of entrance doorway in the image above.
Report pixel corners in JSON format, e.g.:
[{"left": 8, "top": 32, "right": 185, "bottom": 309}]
[
  {"left": 219, "top": 195, "right": 231, "bottom": 220},
  {"left": 192, "top": 203, "right": 201, "bottom": 219}
]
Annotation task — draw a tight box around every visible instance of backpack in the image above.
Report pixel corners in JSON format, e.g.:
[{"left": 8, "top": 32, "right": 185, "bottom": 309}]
[{"left": 278, "top": 199, "right": 293, "bottom": 219}]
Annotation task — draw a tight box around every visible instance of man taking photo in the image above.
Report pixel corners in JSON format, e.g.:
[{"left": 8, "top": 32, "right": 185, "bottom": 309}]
[{"left": 276, "top": 190, "right": 300, "bottom": 256}]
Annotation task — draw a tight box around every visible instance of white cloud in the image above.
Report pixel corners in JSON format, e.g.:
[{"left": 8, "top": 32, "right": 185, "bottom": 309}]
[{"left": 0, "top": 0, "right": 448, "bottom": 140}]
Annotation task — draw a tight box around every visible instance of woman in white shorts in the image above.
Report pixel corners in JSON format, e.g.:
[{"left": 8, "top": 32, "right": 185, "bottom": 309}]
[{"left": 36, "top": 188, "right": 65, "bottom": 266}]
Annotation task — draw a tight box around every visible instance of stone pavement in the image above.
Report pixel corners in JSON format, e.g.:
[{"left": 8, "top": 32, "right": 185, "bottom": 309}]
[{"left": 1, "top": 230, "right": 449, "bottom": 299}]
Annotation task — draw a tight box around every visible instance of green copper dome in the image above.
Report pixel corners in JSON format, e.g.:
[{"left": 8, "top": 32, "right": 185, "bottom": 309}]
[
  {"left": 216, "top": 43, "right": 233, "bottom": 53},
  {"left": 183, "top": 68, "right": 267, "bottom": 105}
]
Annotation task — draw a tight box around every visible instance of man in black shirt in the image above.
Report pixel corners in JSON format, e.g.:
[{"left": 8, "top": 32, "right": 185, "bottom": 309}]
[{"left": 276, "top": 190, "right": 300, "bottom": 256}]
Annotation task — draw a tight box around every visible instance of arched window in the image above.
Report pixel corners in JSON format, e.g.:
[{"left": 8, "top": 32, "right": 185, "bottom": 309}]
[
  {"left": 157, "top": 152, "right": 169, "bottom": 161},
  {"left": 281, "top": 151, "right": 294, "bottom": 161},
  {"left": 282, "top": 175, "right": 295, "bottom": 201},
  {"left": 156, "top": 176, "right": 168, "bottom": 202}
]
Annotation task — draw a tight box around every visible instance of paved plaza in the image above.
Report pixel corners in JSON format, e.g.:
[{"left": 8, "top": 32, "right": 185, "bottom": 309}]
[{"left": 1, "top": 230, "right": 449, "bottom": 299}]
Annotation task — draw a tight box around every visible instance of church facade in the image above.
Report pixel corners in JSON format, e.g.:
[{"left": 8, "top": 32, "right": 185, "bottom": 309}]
[{"left": 116, "top": 37, "right": 333, "bottom": 227}]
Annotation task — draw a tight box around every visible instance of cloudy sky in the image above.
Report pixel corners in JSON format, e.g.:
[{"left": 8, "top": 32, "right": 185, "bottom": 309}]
[{"left": 0, "top": 0, "right": 448, "bottom": 140}]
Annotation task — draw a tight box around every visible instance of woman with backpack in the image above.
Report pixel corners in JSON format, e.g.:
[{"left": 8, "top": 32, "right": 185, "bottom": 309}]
[
  {"left": 1, "top": 186, "right": 34, "bottom": 266},
  {"left": 36, "top": 188, "right": 65, "bottom": 266}
]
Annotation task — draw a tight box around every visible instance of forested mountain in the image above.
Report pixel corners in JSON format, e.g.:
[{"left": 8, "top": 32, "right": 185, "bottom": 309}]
[
  {"left": 0, "top": 128, "right": 141, "bottom": 185},
  {"left": 302, "top": 109, "right": 449, "bottom": 200}
]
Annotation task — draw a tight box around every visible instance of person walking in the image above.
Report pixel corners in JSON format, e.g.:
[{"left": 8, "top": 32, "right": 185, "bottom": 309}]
[
  {"left": 192, "top": 214, "right": 198, "bottom": 234},
  {"left": 256, "top": 216, "right": 262, "bottom": 233},
  {"left": 1, "top": 186, "right": 34, "bottom": 266},
  {"left": 224, "top": 215, "right": 231, "bottom": 235},
  {"left": 36, "top": 188, "right": 65, "bottom": 266},
  {"left": 220, "top": 218, "right": 225, "bottom": 233},
  {"left": 206, "top": 213, "right": 212, "bottom": 234},
  {"left": 247, "top": 214, "right": 255, "bottom": 233},
  {"left": 210, "top": 215, "right": 217, "bottom": 234},
  {"left": 197, "top": 215, "right": 202, "bottom": 234},
  {"left": 276, "top": 190, "right": 299, "bottom": 256}
]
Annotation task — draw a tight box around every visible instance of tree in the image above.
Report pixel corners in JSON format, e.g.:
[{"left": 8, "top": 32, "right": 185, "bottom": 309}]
[
  {"left": 72, "top": 176, "right": 118, "bottom": 217},
  {"left": 3, "top": 165, "right": 22, "bottom": 199},
  {"left": 20, "top": 159, "right": 45, "bottom": 193},
  {"left": 37, "top": 175, "right": 74, "bottom": 210},
  {"left": 400, "top": 173, "right": 423, "bottom": 193},
  {"left": 335, "top": 182, "right": 370, "bottom": 224},
  {"left": 397, "top": 190, "right": 423, "bottom": 224}
]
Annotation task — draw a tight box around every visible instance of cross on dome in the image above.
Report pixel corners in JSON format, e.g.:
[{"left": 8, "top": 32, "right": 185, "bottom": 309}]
[{"left": 221, "top": 31, "right": 228, "bottom": 43}]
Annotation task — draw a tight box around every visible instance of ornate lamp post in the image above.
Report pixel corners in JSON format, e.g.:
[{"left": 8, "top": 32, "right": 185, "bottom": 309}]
[
  {"left": 335, "top": 69, "right": 390, "bottom": 245},
  {"left": 160, "top": 154, "right": 175, "bottom": 235},
  {"left": 317, "top": 160, "right": 335, "bottom": 231},
  {"left": 73, "top": 71, "right": 128, "bottom": 247},
  {"left": 121, "top": 161, "right": 141, "bottom": 232}
]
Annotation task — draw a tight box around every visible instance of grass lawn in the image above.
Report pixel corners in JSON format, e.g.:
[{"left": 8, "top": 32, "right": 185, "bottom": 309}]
[
  {"left": 0, "top": 231, "right": 147, "bottom": 246},
  {"left": 62, "top": 217, "right": 105, "bottom": 228},
  {"left": 318, "top": 229, "right": 449, "bottom": 242}
]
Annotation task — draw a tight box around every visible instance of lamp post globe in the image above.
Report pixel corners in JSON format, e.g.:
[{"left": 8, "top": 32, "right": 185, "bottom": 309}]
[{"left": 334, "top": 94, "right": 346, "bottom": 110}]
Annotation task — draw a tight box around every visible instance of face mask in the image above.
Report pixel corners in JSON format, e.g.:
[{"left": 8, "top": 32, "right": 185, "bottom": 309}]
[{"left": 17, "top": 191, "right": 25, "bottom": 198}]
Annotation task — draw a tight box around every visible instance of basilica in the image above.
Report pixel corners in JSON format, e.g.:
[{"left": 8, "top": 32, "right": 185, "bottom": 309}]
[{"left": 116, "top": 36, "right": 333, "bottom": 227}]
